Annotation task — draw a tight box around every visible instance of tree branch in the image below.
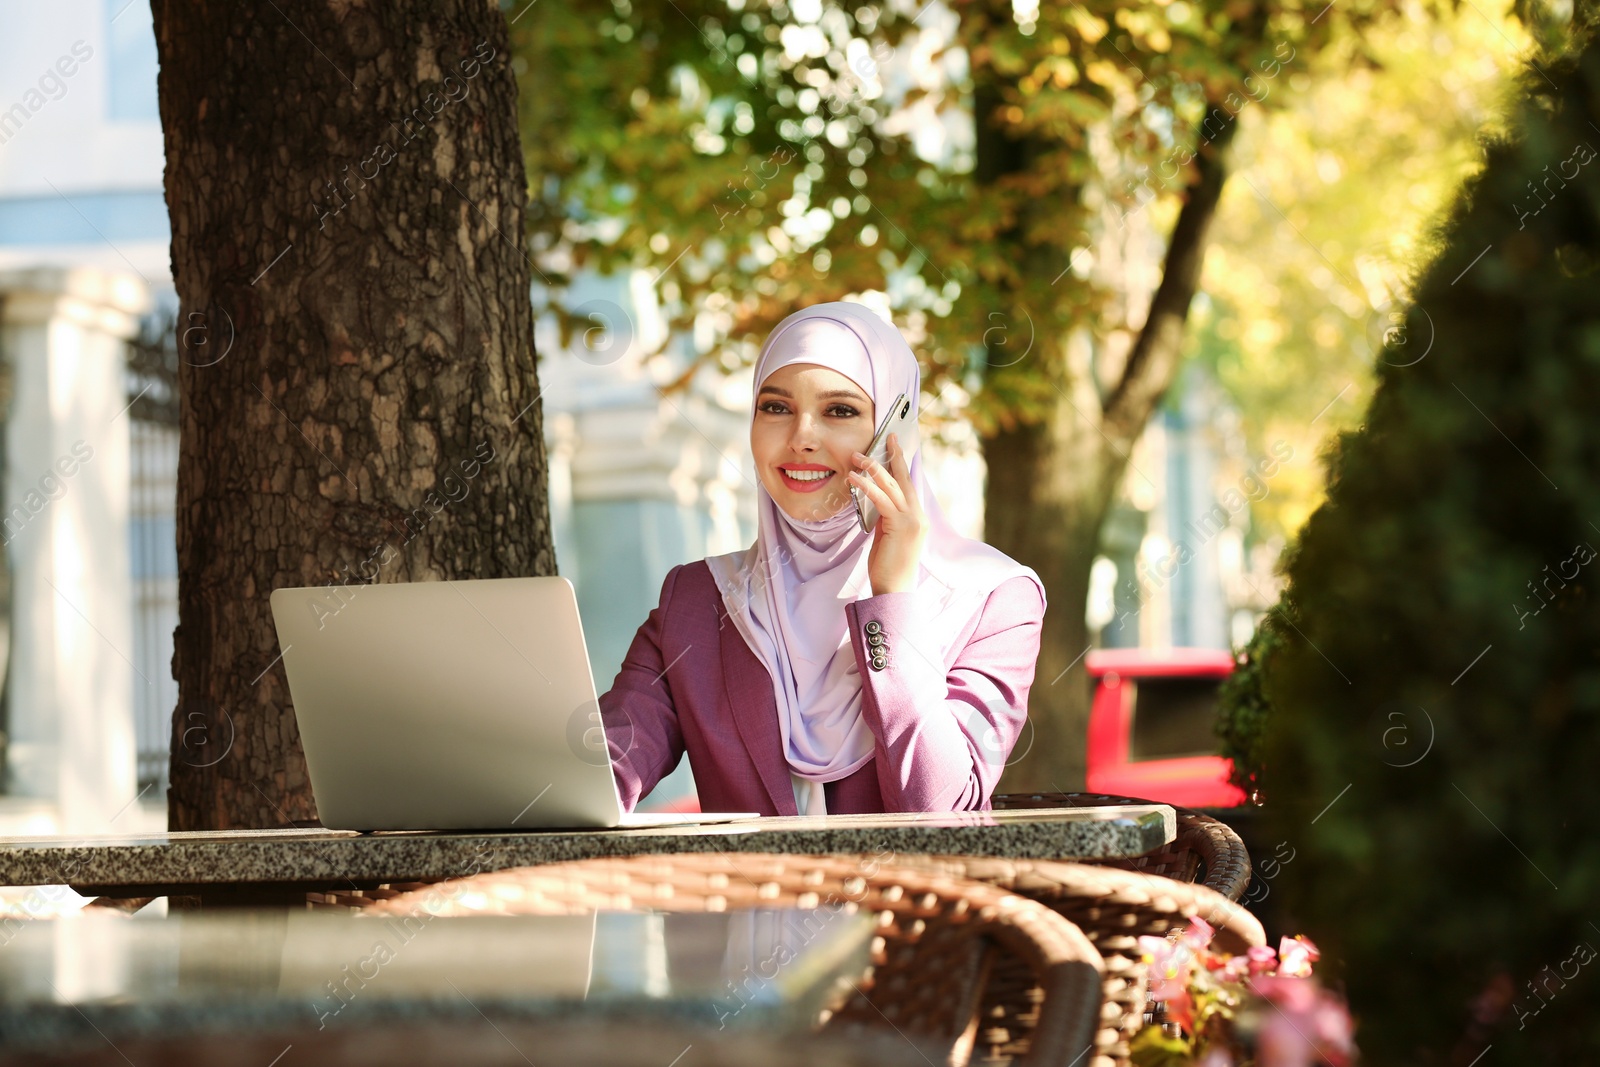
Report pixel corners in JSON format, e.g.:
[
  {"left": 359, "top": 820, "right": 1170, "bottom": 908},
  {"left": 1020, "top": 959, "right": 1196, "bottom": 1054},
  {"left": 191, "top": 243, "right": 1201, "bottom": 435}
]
[{"left": 1101, "top": 100, "right": 1240, "bottom": 439}]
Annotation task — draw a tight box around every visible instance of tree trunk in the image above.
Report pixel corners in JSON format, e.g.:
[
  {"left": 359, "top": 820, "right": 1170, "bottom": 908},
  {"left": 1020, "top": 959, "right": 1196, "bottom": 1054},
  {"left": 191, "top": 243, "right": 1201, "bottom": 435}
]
[
  {"left": 152, "top": 1, "right": 553, "bottom": 830},
  {"left": 979, "top": 91, "right": 1240, "bottom": 792},
  {"left": 984, "top": 416, "right": 1118, "bottom": 792}
]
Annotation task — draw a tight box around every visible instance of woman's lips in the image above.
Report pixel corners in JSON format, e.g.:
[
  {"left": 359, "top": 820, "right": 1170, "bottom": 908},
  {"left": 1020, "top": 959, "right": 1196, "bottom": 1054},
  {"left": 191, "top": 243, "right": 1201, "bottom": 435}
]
[{"left": 778, "top": 468, "right": 836, "bottom": 493}]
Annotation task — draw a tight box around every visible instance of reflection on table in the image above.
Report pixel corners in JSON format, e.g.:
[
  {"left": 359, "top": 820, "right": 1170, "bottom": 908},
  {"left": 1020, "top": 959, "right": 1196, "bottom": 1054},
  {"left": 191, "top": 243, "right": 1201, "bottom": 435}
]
[{"left": 0, "top": 906, "right": 873, "bottom": 1053}]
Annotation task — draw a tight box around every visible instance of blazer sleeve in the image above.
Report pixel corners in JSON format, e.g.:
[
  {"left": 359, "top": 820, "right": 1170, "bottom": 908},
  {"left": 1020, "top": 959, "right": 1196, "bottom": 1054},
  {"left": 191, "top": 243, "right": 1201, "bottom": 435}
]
[
  {"left": 842, "top": 574, "right": 1045, "bottom": 812},
  {"left": 597, "top": 564, "right": 688, "bottom": 813}
]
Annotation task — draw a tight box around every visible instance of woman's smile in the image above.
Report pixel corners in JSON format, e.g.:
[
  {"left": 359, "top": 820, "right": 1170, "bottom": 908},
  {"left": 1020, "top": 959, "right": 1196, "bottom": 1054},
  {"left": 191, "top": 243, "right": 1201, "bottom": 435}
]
[
  {"left": 751, "top": 362, "right": 876, "bottom": 520},
  {"left": 778, "top": 464, "right": 837, "bottom": 492}
]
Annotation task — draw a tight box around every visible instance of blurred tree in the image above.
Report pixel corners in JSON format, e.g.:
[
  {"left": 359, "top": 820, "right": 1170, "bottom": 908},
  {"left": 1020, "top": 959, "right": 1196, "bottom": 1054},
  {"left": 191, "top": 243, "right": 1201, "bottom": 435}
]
[
  {"left": 154, "top": 2, "right": 554, "bottom": 829},
  {"left": 1191, "top": 0, "right": 1531, "bottom": 546},
  {"left": 1261, "top": 24, "right": 1600, "bottom": 1061},
  {"left": 510, "top": 0, "right": 1489, "bottom": 788},
  {"left": 1122, "top": 1, "right": 1536, "bottom": 798}
]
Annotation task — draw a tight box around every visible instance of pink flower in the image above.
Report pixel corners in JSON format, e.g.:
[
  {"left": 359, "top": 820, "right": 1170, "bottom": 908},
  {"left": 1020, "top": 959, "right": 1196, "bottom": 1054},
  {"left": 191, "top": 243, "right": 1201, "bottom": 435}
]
[
  {"left": 1278, "top": 935, "right": 1320, "bottom": 978},
  {"left": 1258, "top": 1014, "right": 1322, "bottom": 1067},
  {"left": 1140, "top": 934, "right": 1202, "bottom": 1032},
  {"left": 1250, "top": 977, "right": 1354, "bottom": 1067},
  {"left": 1132, "top": 928, "right": 1355, "bottom": 1066},
  {"left": 1219, "top": 954, "right": 1253, "bottom": 982},
  {"left": 1181, "top": 915, "right": 1218, "bottom": 952},
  {"left": 1140, "top": 934, "right": 1199, "bottom": 988},
  {"left": 1251, "top": 975, "right": 1318, "bottom": 1012}
]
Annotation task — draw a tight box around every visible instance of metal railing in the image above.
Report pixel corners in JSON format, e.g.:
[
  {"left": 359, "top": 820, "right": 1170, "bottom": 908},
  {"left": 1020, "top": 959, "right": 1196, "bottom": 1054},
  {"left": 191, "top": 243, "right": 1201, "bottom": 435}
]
[{"left": 127, "top": 313, "right": 179, "bottom": 798}]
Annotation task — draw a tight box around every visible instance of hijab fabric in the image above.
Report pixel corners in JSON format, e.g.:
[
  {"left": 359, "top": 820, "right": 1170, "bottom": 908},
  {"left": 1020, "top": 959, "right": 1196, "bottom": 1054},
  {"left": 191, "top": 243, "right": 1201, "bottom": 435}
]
[{"left": 705, "top": 301, "right": 1047, "bottom": 816}]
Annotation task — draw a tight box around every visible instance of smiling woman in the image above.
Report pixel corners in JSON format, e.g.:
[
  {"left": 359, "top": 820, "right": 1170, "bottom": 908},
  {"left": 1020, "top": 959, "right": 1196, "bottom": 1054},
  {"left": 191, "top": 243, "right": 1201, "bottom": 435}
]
[
  {"left": 598, "top": 301, "right": 1049, "bottom": 818},
  {"left": 751, "top": 363, "right": 875, "bottom": 515}
]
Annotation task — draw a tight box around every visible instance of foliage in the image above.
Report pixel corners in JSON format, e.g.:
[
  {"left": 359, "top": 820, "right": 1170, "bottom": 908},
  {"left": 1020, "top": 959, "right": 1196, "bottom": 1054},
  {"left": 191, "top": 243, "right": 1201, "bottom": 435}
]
[
  {"left": 1130, "top": 918, "right": 1352, "bottom": 1067},
  {"left": 1259, "top": 20, "right": 1600, "bottom": 1064},
  {"left": 1214, "top": 605, "right": 1289, "bottom": 801},
  {"left": 1189, "top": 0, "right": 1532, "bottom": 544},
  {"left": 505, "top": 0, "right": 1552, "bottom": 790},
  {"left": 1183, "top": 5, "right": 1531, "bottom": 806},
  {"left": 507, "top": 0, "right": 1437, "bottom": 435}
]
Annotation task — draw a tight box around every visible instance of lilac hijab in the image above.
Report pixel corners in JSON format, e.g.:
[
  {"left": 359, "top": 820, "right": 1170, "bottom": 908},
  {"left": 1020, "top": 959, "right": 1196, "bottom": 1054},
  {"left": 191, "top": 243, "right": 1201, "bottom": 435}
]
[{"left": 705, "top": 302, "right": 1046, "bottom": 815}]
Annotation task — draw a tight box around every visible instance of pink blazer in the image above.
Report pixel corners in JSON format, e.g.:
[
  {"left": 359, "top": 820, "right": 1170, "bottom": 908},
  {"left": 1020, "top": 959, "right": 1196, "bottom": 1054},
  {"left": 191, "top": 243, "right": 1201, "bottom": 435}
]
[{"left": 597, "top": 560, "right": 1045, "bottom": 816}]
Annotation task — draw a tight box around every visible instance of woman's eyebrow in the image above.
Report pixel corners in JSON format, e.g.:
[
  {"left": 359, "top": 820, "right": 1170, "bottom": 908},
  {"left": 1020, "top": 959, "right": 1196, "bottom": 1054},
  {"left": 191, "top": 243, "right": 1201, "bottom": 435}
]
[{"left": 757, "top": 385, "right": 870, "bottom": 403}]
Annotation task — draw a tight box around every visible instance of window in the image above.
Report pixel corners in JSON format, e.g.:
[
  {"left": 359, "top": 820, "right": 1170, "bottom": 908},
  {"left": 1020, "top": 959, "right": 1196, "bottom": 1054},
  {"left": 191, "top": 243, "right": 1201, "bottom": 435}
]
[{"left": 1127, "top": 675, "right": 1223, "bottom": 761}]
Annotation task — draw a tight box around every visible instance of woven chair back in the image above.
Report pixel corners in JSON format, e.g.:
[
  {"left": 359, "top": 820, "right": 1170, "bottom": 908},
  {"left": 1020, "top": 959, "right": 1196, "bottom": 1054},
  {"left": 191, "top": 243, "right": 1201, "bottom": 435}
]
[{"left": 365, "top": 852, "right": 1106, "bottom": 1067}]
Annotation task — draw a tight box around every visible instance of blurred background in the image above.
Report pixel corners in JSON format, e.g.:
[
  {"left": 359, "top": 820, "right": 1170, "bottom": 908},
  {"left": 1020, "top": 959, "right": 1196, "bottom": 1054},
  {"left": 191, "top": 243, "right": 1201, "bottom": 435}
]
[{"left": 0, "top": 0, "right": 1535, "bottom": 830}]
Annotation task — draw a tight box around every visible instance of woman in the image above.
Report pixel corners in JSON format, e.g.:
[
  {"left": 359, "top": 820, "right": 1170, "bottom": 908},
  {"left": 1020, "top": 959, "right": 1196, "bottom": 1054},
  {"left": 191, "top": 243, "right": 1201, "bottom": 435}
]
[{"left": 598, "top": 301, "right": 1047, "bottom": 815}]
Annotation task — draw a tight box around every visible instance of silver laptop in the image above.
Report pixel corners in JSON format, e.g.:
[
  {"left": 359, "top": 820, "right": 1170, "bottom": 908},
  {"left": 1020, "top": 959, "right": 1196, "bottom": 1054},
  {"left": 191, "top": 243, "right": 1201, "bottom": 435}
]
[{"left": 268, "top": 576, "right": 757, "bottom": 831}]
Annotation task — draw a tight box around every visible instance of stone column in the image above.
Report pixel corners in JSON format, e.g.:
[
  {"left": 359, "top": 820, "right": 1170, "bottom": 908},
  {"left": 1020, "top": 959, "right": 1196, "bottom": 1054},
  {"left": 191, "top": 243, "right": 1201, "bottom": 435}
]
[{"left": 0, "top": 267, "right": 148, "bottom": 834}]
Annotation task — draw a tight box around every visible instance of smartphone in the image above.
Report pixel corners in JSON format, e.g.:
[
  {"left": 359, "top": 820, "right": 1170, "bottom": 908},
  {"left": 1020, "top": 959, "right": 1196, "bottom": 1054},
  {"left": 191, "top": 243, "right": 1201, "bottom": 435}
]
[{"left": 853, "top": 391, "right": 920, "bottom": 534}]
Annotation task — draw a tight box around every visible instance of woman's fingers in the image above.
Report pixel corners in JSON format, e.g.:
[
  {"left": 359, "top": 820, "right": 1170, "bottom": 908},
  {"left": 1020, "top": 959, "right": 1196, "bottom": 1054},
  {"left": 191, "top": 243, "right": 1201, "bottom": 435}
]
[
  {"left": 847, "top": 467, "right": 895, "bottom": 526},
  {"left": 886, "top": 434, "right": 920, "bottom": 516},
  {"left": 853, "top": 437, "right": 909, "bottom": 513}
]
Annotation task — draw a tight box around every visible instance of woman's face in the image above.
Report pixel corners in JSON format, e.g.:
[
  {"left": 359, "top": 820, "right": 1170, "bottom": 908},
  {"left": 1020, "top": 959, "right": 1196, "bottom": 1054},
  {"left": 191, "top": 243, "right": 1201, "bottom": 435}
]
[{"left": 751, "top": 362, "right": 876, "bottom": 522}]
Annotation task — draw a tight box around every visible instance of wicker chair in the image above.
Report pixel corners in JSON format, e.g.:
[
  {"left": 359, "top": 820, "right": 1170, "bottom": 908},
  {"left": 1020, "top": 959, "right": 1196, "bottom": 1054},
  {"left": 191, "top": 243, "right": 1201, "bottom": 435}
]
[
  {"left": 364, "top": 853, "right": 1106, "bottom": 1067},
  {"left": 991, "top": 791, "right": 1254, "bottom": 902},
  {"left": 859, "top": 855, "right": 1266, "bottom": 1067}
]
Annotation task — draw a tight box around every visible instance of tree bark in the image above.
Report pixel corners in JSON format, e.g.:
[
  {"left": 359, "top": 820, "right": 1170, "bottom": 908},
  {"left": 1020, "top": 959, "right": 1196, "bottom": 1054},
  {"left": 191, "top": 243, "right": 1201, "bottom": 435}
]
[
  {"left": 979, "top": 93, "right": 1239, "bottom": 792},
  {"left": 152, "top": 1, "right": 553, "bottom": 830},
  {"left": 983, "top": 415, "right": 1117, "bottom": 793}
]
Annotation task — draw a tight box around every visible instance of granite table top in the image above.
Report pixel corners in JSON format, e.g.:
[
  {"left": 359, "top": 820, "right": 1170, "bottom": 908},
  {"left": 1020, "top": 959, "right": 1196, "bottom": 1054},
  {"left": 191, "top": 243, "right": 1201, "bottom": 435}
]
[
  {"left": 0, "top": 806, "right": 1173, "bottom": 894},
  {"left": 0, "top": 906, "right": 874, "bottom": 1052}
]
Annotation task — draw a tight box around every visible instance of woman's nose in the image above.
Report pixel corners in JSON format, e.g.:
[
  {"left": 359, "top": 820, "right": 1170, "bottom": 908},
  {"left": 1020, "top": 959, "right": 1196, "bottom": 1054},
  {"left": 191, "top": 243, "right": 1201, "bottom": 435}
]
[{"left": 788, "top": 413, "right": 822, "bottom": 451}]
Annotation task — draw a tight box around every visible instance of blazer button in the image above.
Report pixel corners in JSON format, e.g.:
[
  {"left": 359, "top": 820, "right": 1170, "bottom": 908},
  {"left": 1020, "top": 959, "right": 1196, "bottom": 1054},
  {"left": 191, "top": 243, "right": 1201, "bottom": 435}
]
[
  {"left": 870, "top": 653, "right": 888, "bottom": 671},
  {"left": 864, "top": 620, "right": 883, "bottom": 636},
  {"left": 866, "top": 631, "right": 886, "bottom": 647}
]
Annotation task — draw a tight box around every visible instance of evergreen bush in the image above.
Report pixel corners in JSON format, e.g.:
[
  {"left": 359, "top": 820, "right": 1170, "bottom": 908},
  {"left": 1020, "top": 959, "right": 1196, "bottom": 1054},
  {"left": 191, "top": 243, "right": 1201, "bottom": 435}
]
[
  {"left": 1259, "top": 31, "right": 1600, "bottom": 1065},
  {"left": 1214, "top": 606, "right": 1289, "bottom": 802}
]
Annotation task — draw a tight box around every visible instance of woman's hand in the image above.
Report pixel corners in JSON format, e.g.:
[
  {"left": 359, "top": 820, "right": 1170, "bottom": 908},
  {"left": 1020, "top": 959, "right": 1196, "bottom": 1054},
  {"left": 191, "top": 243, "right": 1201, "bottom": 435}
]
[{"left": 848, "top": 432, "right": 928, "bottom": 596}]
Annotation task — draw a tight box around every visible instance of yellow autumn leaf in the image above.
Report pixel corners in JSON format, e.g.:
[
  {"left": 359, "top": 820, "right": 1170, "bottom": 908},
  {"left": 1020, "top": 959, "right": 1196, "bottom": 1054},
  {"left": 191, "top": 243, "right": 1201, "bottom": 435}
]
[
  {"left": 1084, "top": 59, "right": 1120, "bottom": 87},
  {"left": 1073, "top": 11, "right": 1108, "bottom": 43}
]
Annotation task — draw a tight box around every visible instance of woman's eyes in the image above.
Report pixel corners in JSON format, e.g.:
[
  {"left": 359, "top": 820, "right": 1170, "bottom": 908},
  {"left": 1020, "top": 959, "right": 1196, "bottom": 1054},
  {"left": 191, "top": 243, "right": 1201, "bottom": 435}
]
[{"left": 758, "top": 402, "right": 861, "bottom": 418}]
